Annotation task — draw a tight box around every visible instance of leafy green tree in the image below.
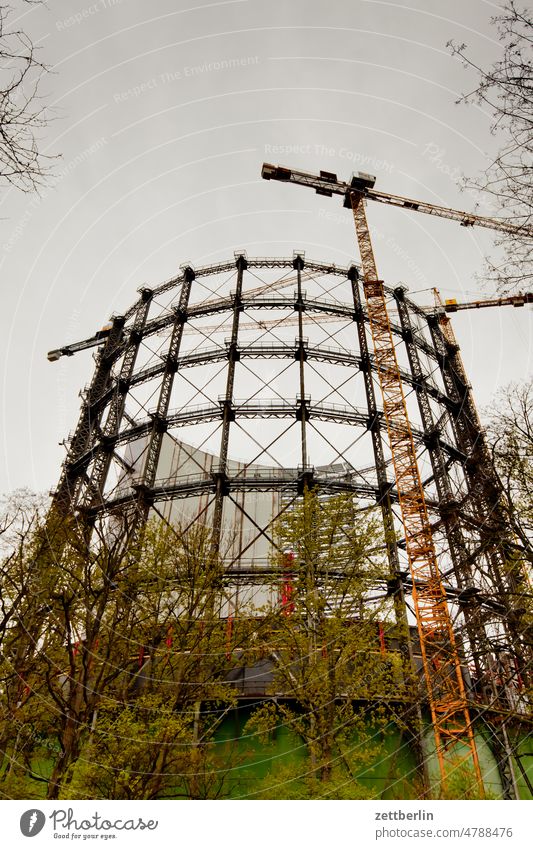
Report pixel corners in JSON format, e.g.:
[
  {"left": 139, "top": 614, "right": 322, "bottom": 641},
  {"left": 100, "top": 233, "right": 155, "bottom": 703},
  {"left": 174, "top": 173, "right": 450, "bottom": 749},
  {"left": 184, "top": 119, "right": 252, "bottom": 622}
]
[
  {"left": 0, "top": 490, "right": 59, "bottom": 795},
  {"left": 245, "top": 491, "right": 413, "bottom": 797},
  {"left": 65, "top": 693, "right": 239, "bottom": 800},
  {"left": 0, "top": 510, "right": 244, "bottom": 799}
]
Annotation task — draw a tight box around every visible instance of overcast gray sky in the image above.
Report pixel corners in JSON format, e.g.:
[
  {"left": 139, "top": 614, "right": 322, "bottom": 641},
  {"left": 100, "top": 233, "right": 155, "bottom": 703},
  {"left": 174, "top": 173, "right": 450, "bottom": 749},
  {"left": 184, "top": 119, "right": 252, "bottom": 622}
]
[{"left": 0, "top": 0, "right": 531, "bottom": 495}]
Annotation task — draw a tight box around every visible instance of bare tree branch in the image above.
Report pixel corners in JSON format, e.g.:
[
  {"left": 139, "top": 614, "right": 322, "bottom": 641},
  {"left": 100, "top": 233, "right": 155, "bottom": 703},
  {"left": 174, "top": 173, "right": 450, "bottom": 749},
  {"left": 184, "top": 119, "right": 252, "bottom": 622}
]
[
  {"left": 449, "top": 2, "right": 533, "bottom": 293},
  {"left": 484, "top": 379, "right": 533, "bottom": 565},
  {"left": 0, "top": 2, "right": 53, "bottom": 191}
]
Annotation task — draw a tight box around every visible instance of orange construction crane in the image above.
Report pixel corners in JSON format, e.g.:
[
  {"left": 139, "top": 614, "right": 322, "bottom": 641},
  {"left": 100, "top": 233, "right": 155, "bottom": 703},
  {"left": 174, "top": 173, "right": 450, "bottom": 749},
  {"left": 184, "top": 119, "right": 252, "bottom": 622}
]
[
  {"left": 261, "top": 162, "right": 533, "bottom": 795},
  {"left": 262, "top": 163, "right": 533, "bottom": 237}
]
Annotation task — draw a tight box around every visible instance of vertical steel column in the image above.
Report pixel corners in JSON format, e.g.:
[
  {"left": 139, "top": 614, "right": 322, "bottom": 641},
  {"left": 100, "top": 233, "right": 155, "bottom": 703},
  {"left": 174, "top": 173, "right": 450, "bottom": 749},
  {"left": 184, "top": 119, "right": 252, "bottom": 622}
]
[
  {"left": 350, "top": 267, "right": 401, "bottom": 581},
  {"left": 294, "top": 254, "right": 309, "bottom": 472},
  {"left": 427, "top": 314, "right": 502, "bottom": 524},
  {"left": 481, "top": 716, "right": 520, "bottom": 801},
  {"left": 350, "top": 266, "right": 428, "bottom": 791},
  {"left": 394, "top": 288, "right": 524, "bottom": 795},
  {"left": 427, "top": 311, "right": 525, "bottom": 798},
  {"left": 293, "top": 253, "right": 318, "bottom": 718},
  {"left": 211, "top": 254, "right": 247, "bottom": 551},
  {"left": 82, "top": 288, "right": 153, "bottom": 510},
  {"left": 51, "top": 316, "right": 125, "bottom": 515},
  {"left": 134, "top": 266, "right": 196, "bottom": 521},
  {"left": 394, "top": 287, "right": 486, "bottom": 676},
  {"left": 427, "top": 313, "right": 528, "bottom": 644}
]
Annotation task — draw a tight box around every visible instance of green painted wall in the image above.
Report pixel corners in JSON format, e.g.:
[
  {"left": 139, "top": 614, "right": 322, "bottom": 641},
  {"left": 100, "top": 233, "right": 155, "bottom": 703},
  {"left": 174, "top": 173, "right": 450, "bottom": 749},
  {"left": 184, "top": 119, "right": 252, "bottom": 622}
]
[
  {"left": 213, "top": 704, "right": 533, "bottom": 800},
  {"left": 5, "top": 707, "right": 531, "bottom": 799}
]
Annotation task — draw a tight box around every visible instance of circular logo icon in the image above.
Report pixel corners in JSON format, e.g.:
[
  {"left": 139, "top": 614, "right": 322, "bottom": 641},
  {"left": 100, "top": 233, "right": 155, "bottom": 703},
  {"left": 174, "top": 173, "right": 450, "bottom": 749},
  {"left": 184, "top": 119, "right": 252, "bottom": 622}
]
[{"left": 20, "top": 810, "right": 46, "bottom": 837}]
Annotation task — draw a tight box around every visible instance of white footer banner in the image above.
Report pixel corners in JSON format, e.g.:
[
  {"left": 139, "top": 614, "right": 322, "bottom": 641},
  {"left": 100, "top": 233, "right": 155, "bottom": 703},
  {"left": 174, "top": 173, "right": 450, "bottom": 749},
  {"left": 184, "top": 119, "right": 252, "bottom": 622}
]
[{"left": 2, "top": 800, "right": 530, "bottom": 848}]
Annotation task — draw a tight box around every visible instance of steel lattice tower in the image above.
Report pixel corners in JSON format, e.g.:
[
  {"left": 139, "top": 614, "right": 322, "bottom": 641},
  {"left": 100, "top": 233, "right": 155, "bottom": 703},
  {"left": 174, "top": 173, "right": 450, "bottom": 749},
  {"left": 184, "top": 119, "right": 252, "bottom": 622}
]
[{"left": 50, "top": 254, "right": 530, "bottom": 797}]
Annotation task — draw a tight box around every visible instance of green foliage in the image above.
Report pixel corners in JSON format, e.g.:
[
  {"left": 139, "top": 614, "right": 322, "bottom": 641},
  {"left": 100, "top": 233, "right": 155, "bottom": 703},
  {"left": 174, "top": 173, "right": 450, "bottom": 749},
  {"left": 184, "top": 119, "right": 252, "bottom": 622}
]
[
  {"left": 439, "top": 762, "right": 498, "bottom": 801},
  {"left": 241, "top": 491, "right": 413, "bottom": 786},
  {"left": 249, "top": 760, "right": 375, "bottom": 800},
  {"left": 0, "top": 506, "right": 241, "bottom": 799},
  {"left": 1, "top": 488, "right": 512, "bottom": 800},
  {"left": 244, "top": 700, "right": 396, "bottom": 796},
  {"left": 65, "top": 695, "right": 236, "bottom": 800}
]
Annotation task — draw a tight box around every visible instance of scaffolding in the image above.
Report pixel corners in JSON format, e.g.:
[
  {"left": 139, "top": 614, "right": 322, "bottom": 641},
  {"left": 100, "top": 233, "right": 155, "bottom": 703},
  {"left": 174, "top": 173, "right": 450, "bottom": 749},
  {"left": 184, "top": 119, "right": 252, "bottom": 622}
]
[{"left": 49, "top": 255, "right": 531, "bottom": 797}]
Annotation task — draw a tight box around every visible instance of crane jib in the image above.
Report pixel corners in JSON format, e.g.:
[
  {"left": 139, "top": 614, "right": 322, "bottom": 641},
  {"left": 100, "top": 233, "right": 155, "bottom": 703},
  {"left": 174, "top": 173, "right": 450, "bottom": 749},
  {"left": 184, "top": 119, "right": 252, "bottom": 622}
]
[{"left": 261, "top": 162, "right": 533, "bottom": 238}]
